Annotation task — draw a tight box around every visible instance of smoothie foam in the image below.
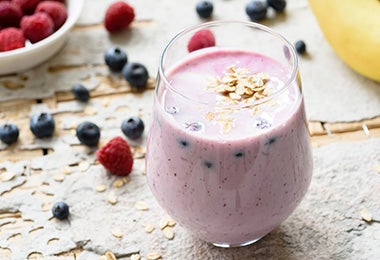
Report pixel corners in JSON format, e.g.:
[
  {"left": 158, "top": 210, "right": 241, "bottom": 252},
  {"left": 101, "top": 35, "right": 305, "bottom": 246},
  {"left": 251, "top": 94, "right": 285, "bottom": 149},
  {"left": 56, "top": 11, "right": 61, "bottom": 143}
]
[{"left": 146, "top": 47, "right": 313, "bottom": 246}]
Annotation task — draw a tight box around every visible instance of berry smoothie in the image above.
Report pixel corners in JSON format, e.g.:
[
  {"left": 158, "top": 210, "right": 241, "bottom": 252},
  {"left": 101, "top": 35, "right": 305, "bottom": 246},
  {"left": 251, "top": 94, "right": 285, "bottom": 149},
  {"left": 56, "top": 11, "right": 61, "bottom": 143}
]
[{"left": 146, "top": 47, "right": 313, "bottom": 246}]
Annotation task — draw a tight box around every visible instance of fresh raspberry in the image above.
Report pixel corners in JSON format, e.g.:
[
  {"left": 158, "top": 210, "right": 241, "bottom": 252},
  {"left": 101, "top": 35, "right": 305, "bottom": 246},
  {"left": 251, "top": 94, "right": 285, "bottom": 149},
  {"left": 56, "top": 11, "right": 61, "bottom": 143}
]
[
  {"left": 20, "top": 12, "right": 54, "bottom": 43},
  {"left": 0, "top": 27, "right": 25, "bottom": 51},
  {"left": 0, "top": 1, "right": 22, "bottom": 27},
  {"left": 35, "top": 1, "right": 67, "bottom": 31},
  {"left": 12, "top": 0, "right": 41, "bottom": 14},
  {"left": 104, "top": 1, "right": 135, "bottom": 33},
  {"left": 96, "top": 136, "right": 134, "bottom": 176},
  {"left": 187, "top": 29, "right": 216, "bottom": 52}
]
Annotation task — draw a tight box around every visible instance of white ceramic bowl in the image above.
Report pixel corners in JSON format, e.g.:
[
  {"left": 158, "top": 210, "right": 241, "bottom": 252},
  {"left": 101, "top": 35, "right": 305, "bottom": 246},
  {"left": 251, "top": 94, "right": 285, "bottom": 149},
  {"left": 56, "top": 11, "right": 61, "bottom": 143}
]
[{"left": 0, "top": 0, "right": 84, "bottom": 75}]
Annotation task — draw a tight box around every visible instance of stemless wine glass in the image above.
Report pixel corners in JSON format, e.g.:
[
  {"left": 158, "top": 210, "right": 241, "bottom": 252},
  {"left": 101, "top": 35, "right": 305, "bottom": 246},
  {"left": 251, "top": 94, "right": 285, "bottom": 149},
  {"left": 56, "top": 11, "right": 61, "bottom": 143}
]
[{"left": 146, "top": 21, "right": 313, "bottom": 247}]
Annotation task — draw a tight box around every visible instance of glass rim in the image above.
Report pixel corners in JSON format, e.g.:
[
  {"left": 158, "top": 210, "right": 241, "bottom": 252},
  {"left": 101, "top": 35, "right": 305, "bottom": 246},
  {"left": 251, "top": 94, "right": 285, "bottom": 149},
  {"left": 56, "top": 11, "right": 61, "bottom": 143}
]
[{"left": 158, "top": 20, "right": 299, "bottom": 107}]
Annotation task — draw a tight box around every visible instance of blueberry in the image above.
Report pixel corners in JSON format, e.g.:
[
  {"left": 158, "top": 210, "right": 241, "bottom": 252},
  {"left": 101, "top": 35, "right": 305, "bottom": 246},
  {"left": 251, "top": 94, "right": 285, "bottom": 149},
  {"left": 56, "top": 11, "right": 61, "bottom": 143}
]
[
  {"left": 234, "top": 151, "right": 244, "bottom": 158},
  {"left": 196, "top": 1, "right": 213, "bottom": 19},
  {"left": 246, "top": 1, "right": 268, "bottom": 21},
  {"left": 30, "top": 113, "right": 55, "bottom": 138},
  {"left": 51, "top": 201, "right": 69, "bottom": 220},
  {"left": 76, "top": 121, "right": 100, "bottom": 147},
  {"left": 267, "top": 0, "right": 286, "bottom": 12},
  {"left": 178, "top": 138, "right": 189, "bottom": 148},
  {"left": 0, "top": 124, "right": 19, "bottom": 145},
  {"left": 104, "top": 46, "right": 128, "bottom": 72},
  {"left": 71, "top": 83, "right": 90, "bottom": 102},
  {"left": 265, "top": 137, "right": 277, "bottom": 145},
  {"left": 295, "top": 40, "right": 307, "bottom": 54},
  {"left": 122, "top": 62, "right": 149, "bottom": 89},
  {"left": 121, "top": 116, "right": 145, "bottom": 140},
  {"left": 203, "top": 161, "right": 213, "bottom": 168}
]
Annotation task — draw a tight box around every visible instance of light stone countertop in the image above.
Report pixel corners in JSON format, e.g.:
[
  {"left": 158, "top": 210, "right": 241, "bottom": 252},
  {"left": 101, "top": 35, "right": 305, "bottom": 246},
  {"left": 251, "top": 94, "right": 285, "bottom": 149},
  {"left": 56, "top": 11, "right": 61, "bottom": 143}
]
[{"left": 0, "top": 0, "right": 379, "bottom": 259}]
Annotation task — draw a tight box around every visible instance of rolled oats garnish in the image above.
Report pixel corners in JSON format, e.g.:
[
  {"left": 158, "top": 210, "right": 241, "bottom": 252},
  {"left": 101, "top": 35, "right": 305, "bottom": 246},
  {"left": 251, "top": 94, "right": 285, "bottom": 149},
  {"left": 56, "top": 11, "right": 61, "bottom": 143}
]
[
  {"left": 163, "top": 226, "right": 174, "bottom": 240},
  {"left": 96, "top": 184, "right": 107, "bottom": 192},
  {"left": 131, "top": 254, "right": 141, "bottom": 260},
  {"left": 206, "top": 66, "right": 271, "bottom": 134},
  {"left": 144, "top": 223, "right": 155, "bottom": 233},
  {"left": 205, "top": 111, "right": 215, "bottom": 121},
  {"left": 135, "top": 201, "right": 149, "bottom": 211},
  {"left": 360, "top": 209, "right": 373, "bottom": 223},
  {"left": 207, "top": 66, "right": 270, "bottom": 102},
  {"left": 146, "top": 253, "right": 161, "bottom": 260},
  {"left": 111, "top": 228, "right": 123, "bottom": 238},
  {"left": 124, "top": 176, "right": 130, "bottom": 184},
  {"left": 158, "top": 217, "right": 170, "bottom": 230}
]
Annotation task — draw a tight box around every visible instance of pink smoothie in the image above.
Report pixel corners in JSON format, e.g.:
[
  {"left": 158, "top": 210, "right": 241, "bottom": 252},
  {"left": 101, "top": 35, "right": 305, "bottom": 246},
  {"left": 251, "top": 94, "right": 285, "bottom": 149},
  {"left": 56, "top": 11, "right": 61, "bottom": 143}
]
[{"left": 146, "top": 48, "right": 313, "bottom": 246}]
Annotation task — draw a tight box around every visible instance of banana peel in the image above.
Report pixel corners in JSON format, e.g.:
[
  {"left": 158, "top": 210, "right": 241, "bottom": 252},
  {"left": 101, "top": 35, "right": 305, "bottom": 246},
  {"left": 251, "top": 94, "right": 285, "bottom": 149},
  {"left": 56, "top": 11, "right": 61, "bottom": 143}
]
[{"left": 308, "top": 0, "right": 380, "bottom": 82}]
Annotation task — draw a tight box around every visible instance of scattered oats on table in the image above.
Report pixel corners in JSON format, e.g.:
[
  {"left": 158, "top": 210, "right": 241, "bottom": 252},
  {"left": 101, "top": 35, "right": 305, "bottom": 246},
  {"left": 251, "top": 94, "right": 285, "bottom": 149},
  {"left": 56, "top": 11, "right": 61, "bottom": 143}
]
[
  {"left": 360, "top": 208, "right": 373, "bottom": 222},
  {"left": 163, "top": 226, "right": 175, "bottom": 240},
  {"left": 135, "top": 201, "right": 149, "bottom": 211},
  {"left": 144, "top": 223, "right": 155, "bottom": 233},
  {"left": 111, "top": 228, "right": 123, "bottom": 238},
  {"left": 96, "top": 184, "right": 107, "bottom": 192},
  {"left": 108, "top": 192, "right": 118, "bottom": 205},
  {"left": 146, "top": 253, "right": 161, "bottom": 260}
]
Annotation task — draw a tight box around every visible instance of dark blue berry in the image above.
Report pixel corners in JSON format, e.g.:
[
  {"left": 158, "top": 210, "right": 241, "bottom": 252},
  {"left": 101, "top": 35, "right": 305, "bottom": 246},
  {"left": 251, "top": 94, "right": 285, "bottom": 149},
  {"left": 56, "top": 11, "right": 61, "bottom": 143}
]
[
  {"left": 122, "top": 62, "right": 149, "bottom": 88},
  {"left": 52, "top": 201, "right": 69, "bottom": 220},
  {"left": 104, "top": 46, "right": 128, "bottom": 72},
  {"left": 76, "top": 121, "right": 100, "bottom": 147},
  {"left": 295, "top": 40, "right": 306, "bottom": 54},
  {"left": 234, "top": 151, "right": 244, "bottom": 158},
  {"left": 246, "top": 1, "right": 268, "bottom": 21},
  {"left": 265, "top": 137, "right": 277, "bottom": 145},
  {"left": 121, "top": 116, "right": 145, "bottom": 140},
  {"left": 71, "top": 83, "right": 90, "bottom": 102},
  {"left": 203, "top": 161, "right": 213, "bottom": 168},
  {"left": 30, "top": 113, "right": 55, "bottom": 138},
  {"left": 178, "top": 138, "right": 189, "bottom": 148},
  {"left": 196, "top": 1, "right": 213, "bottom": 19},
  {"left": 0, "top": 124, "right": 19, "bottom": 145},
  {"left": 267, "top": 0, "right": 286, "bottom": 12}
]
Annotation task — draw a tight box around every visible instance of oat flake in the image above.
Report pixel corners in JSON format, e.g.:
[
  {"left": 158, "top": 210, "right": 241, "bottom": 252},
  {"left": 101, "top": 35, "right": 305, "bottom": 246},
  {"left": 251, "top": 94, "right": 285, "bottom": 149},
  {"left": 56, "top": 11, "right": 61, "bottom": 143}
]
[
  {"left": 113, "top": 179, "right": 124, "bottom": 188},
  {"left": 111, "top": 229, "right": 123, "bottom": 238},
  {"left": 144, "top": 223, "right": 155, "bottom": 233},
  {"left": 131, "top": 254, "right": 141, "bottom": 260},
  {"left": 146, "top": 253, "right": 161, "bottom": 260},
  {"left": 360, "top": 209, "right": 373, "bottom": 222},
  {"left": 163, "top": 226, "right": 174, "bottom": 240},
  {"left": 96, "top": 184, "right": 107, "bottom": 192},
  {"left": 135, "top": 201, "right": 149, "bottom": 211}
]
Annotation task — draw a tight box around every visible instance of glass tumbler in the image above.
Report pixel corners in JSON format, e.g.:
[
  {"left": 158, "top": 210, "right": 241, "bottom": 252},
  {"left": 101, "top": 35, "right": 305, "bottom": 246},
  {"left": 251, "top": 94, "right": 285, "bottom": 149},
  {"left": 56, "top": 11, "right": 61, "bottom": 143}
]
[{"left": 145, "top": 21, "right": 313, "bottom": 247}]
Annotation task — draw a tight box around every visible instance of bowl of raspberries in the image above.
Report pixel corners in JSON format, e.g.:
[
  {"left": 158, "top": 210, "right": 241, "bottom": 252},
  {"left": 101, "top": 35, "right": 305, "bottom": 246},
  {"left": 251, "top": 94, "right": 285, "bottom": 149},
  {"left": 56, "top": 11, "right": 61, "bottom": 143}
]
[{"left": 0, "top": 0, "right": 84, "bottom": 75}]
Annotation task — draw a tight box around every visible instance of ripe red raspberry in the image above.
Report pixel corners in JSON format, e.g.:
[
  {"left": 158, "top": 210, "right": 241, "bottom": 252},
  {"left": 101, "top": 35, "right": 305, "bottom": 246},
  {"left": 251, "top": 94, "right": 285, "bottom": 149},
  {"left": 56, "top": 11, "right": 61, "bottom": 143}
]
[
  {"left": 0, "top": 1, "right": 22, "bottom": 27},
  {"left": 187, "top": 29, "right": 216, "bottom": 52},
  {"left": 12, "top": 0, "right": 40, "bottom": 14},
  {"left": 20, "top": 12, "right": 54, "bottom": 43},
  {"left": 104, "top": 1, "right": 135, "bottom": 33},
  {"left": 96, "top": 136, "right": 134, "bottom": 176},
  {"left": 35, "top": 1, "right": 67, "bottom": 31},
  {"left": 0, "top": 27, "right": 25, "bottom": 51}
]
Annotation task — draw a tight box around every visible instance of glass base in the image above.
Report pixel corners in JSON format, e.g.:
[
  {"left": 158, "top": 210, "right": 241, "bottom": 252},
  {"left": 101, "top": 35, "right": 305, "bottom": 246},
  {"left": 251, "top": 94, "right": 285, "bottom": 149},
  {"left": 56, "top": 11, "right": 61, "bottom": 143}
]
[{"left": 212, "top": 235, "right": 263, "bottom": 248}]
